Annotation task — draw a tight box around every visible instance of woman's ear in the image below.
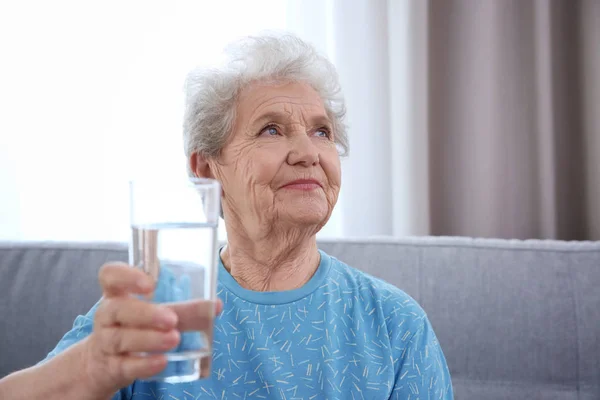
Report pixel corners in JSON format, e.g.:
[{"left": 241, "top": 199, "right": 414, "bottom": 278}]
[
  {"left": 190, "top": 151, "right": 224, "bottom": 219},
  {"left": 189, "top": 152, "right": 214, "bottom": 178}
]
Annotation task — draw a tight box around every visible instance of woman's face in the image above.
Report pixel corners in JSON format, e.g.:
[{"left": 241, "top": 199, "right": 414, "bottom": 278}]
[{"left": 208, "top": 81, "right": 341, "bottom": 236}]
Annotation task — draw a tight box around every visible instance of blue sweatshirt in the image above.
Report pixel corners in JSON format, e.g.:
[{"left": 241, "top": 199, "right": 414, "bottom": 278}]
[{"left": 44, "top": 250, "right": 453, "bottom": 399}]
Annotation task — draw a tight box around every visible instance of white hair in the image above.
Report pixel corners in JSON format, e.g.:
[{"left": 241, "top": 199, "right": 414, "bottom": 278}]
[{"left": 183, "top": 33, "right": 348, "bottom": 176}]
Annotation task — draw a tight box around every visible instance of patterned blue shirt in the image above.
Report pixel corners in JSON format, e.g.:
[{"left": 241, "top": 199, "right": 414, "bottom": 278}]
[{"left": 44, "top": 250, "right": 453, "bottom": 399}]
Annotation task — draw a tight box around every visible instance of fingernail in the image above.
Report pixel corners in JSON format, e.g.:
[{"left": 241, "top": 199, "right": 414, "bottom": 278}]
[
  {"left": 156, "top": 310, "right": 178, "bottom": 328},
  {"left": 137, "top": 278, "right": 153, "bottom": 291},
  {"left": 163, "top": 330, "right": 180, "bottom": 347},
  {"left": 150, "top": 356, "right": 165, "bottom": 368}
]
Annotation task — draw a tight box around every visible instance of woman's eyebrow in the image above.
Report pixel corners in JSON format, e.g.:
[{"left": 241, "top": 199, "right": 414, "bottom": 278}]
[
  {"left": 251, "top": 111, "right": 332, "bottom": 128},
  {"left": 251, "top": 111, "right": 286, "bottom": 127},
  {"left": 309, "top": 115, "right": 333, "bottom": 127}
]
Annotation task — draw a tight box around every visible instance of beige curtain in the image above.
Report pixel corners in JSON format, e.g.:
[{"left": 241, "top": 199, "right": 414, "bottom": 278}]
[
  {"left": 285, "top": 0, "right": 598, "bottom": 240},
  {"left": 426, "top": 0, "right": 600, "bottom": 240}
]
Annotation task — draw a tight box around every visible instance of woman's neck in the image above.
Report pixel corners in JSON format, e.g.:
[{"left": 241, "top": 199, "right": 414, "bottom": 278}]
[{"left": 220, "top": 232, "right": 321, "bottom": 292}]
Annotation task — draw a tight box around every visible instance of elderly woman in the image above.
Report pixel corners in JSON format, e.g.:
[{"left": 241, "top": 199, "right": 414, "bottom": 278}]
[{"left": 0, "top": 34, "right": 453, "bottom": 399}]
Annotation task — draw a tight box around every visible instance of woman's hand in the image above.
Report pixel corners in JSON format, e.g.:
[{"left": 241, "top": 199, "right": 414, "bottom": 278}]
[
  {"left": 0, "top": 262, "right": 220, "bottom": 400},
  {"left": 83, "top": 262, "right": 220, "bottom": 396}
]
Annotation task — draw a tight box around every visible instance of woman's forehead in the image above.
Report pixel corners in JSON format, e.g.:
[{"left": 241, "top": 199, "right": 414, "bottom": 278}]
[{"left": 238, "top": 82, "right": 326, "bottom": 120}]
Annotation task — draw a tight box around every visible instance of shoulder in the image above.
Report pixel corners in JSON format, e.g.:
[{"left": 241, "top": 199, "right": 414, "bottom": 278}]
[{"left": 323, "top": 251, "right": 427, "bottom": 332}]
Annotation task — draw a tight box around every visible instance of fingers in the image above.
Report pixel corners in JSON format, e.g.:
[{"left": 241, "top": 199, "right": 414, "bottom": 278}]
[
  {"left": 110, "top": 353, "right": 168, "bottom": 383},
  {"left": 95, "top": 297, "right": 178, "bottom": 330},
  {"left": 91, "top": 263, "right": 222, "bottom": 390},
  {"left": 96, "top": 297, "right": 221, "bottom": 332},
  {"left": 98, "top": 327, "right": 180, "bottom": 354},
  {"left": 167, "top": 299, "right": 222, "bottom": 331},
  {"left": 199, "top": 354, "right": 211, "bottom": 378},
  {"left": 94, "top": 298, "right": 221, "bottom": 354},
  {"left": 199, "top": 327, "right": 214, "bottom": 378},
  {"left": 98, "top": 263, "right": 154, "bottom": 297}
]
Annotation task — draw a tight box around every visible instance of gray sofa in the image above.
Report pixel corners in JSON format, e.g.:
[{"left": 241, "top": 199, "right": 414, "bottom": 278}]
[{"left": 1, "top": 237, "right": 599, "bottom": 399}]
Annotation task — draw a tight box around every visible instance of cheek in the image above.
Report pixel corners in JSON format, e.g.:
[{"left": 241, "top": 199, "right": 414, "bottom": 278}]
[
  {"left": 229, "top": 143, "right": 284, "bottom": 188},
  {"left": 321, "top": 152, "right": 342, "bottom": 189}
]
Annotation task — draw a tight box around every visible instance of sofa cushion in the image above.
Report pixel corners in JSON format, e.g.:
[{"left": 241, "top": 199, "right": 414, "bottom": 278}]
[
  {"left": 1, "top": 238, "right": 599, "bottom": 399},
  {"left": 0, "top": 242, "right": 127, "bottom": 376}
]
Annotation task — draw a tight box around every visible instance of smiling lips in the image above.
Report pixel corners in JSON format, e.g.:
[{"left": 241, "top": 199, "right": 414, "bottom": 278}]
[{"left": 281, "top": 179, "right": 322, "bottom": 191}]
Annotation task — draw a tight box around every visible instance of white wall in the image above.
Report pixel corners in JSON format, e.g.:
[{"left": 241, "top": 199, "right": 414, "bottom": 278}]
[{"left": 0, "top": 0, "right": 287, "bottom": 241}]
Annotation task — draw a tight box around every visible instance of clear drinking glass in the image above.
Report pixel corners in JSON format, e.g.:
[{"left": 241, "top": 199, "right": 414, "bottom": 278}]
[{"left": 128, "top": 177, "right": 221, "bottom": 383}]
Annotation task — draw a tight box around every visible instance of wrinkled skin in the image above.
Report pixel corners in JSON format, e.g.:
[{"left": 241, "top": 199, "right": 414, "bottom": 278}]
[{"left": 190, "top": 81, "right": 342, "bottom": 291}]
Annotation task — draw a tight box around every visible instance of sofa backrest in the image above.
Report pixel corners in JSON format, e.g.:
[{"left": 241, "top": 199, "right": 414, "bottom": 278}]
[{"left": 1, "top": 238, "right": 599, "bottom": 399}]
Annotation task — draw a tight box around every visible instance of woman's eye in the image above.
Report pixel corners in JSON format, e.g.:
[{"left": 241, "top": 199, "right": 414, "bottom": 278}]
[
  {"left": 314, "top": 128, "right": 331, "bottom": 138},
  {"left": 260, "top": 126, "right": 279, "bottom": 136}
]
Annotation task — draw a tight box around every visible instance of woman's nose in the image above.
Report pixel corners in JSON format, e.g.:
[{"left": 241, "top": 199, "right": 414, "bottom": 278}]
[{"left": 286, "top": 134, "right": 320, "bottom": 167}]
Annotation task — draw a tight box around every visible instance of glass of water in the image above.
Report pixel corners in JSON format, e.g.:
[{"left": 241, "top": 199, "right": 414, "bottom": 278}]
[{"left": 128, "top": 177, "right": 221, "bottom": 383}]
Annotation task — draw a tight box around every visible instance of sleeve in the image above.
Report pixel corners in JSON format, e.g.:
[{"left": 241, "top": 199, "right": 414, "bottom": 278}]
[
  {"left": 39, "top": 300, "right": 100, "bottom": 363},
  {"left": 38, "top": 300, "right": 132, "bottom": 400},
  {"left": 390, "top": 317, "right": 454, "bottom": 399}
]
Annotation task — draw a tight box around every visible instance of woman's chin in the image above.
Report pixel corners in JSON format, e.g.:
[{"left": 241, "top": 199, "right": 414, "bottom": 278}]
[
  {"left": 280, "top": 207, "right": 330, "bottom": 227},
  {"left": 272, "top": 194, "right": 332, "bottom": 227}
]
